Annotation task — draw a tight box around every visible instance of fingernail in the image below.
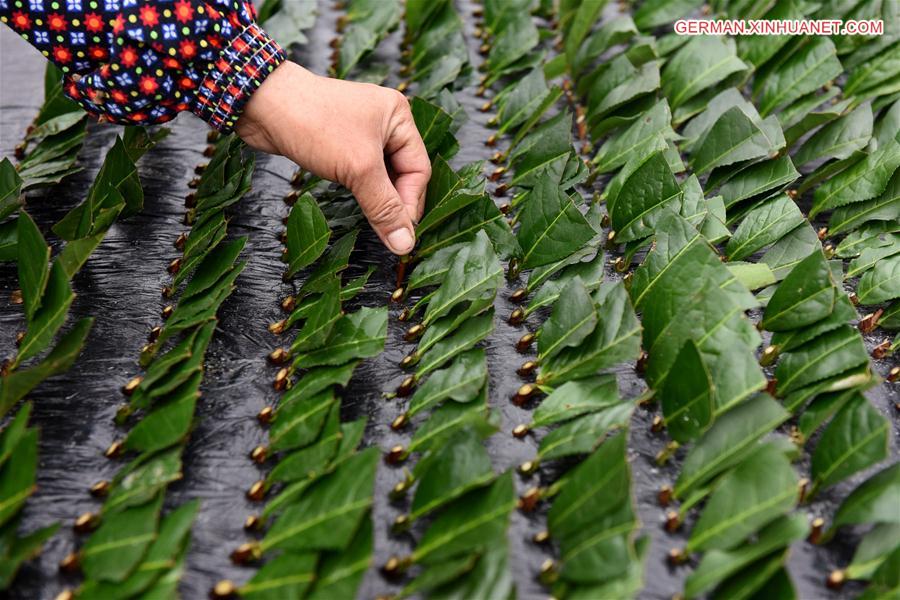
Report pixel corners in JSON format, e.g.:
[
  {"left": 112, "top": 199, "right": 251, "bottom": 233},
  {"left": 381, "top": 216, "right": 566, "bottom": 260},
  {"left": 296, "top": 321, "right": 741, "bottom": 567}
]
[{"left": 387, "top": 228, "right": 415, "bottom": 255}]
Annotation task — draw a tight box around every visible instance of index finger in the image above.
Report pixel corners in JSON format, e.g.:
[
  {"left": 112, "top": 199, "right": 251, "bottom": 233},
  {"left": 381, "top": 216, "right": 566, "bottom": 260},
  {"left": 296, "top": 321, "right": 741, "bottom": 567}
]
[{"left": 385, "top": 110, "right": 431, "bottom": 223}]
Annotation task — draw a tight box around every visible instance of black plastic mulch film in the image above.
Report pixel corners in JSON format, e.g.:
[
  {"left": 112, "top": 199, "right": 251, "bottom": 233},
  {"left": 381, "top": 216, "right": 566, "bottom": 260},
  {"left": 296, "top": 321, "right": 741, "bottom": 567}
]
[{"left": 0, "top": 0, "right": 898, "bottom": 599}]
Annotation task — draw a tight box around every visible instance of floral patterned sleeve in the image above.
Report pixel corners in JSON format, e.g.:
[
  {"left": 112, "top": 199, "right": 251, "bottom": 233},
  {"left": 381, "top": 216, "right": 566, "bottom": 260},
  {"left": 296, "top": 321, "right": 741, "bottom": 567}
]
[{"left": 0, "top": 0, "right": 287, "bottom": 132}]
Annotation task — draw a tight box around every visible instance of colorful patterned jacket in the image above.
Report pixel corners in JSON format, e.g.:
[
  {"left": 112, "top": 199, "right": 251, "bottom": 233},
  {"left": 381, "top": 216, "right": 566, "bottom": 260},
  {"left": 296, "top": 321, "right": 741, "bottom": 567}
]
[{"left": 1, "top": 0, "right": 286, "bottom": 132}]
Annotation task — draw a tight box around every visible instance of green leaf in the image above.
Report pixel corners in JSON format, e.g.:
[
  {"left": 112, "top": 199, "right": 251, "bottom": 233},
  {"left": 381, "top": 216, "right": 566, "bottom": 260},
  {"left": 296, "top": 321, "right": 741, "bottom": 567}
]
[
  {"left": 770, "top": 292, "right": 857, "bottom": 353},
  {"left": 726, "top": 261, "right": 776, "bottom": 291},
  {"left": 240, "top": 552, "right": 317, "bottom": 600},
  {"left": 270, "top": 390, "right": 336, "bottom": 452},
  {"left": 417, "top": 196, "right": 519, "bottom": 260},
  {"left": 408, "top": 349, "right": 487, "bottom": 417},
  {"left": 415, "top": 309, "right": 494, "bottom": 379},
  {"left": 537, "top": 403, "right": 633, "bottom": 461},
  {"left": 634, "top": 0, "right": 701, "bottom": 28},
  {"left": 267, "top": 403, "right": 342, "bottom": 485},
  {"left": 662, "top": 36, "right": 747, "bottom": 109},
  {"left": 642, "top": 279, "right": 764, "bottom": 414},
  {"left": 485, "top": 11, "right": 538, "bottom": 74},
  {"left": 810, "top": 139, "right": 900, "bottom": 218},
  {"left": 105, "top": 450, "right": 182, "bottom": 515},
  {"left": 630, "top": 212, "right": 757, "bottom": 311},
  {"left": 571, "top": 15, "right": 636, "bottom": 76},
  {"left": 530, "top": 375, "right": 619, "bottom": 428},
  {"left": 793, "top": 102, "right": 872, "bottom": 168},
  {"left": 688, "top": 443, "right": 798, "bottom": 552},
  {"left": 0, "top": 317, "right": 93, "bottom": 417},
  {"left": 417, "top": 293, "right": 494, "bottom": 355},
  {"left": 835, "top": 223, "right": 900, "bottom": 259},
  {"left": 610, "top": 150, "right": 682, "bottom": 243},
  {"left": 761, "top": 249, "right": 837, "bottom": 330},
  {"left": 845, "top": 41, "right": 900, "bottom": 98},
  {"left": 811, "top": 394, "right": 889, "bottom": 493},
  {"left": 262, "top": 448, "right": 378, "bottom": 553},
  {"left": 99, "top": 522, "right": 152, "bottom": 592},
  {"left": 411, "top": 96, "right": 459, "bottom": 160},
  {"left": 411, "top": 431, "right": 495, "bottom": 519},
  {"left": 711, "top": 551, "right": 792, "bottom": 600},
  {"left": 761, "top": 223, "right": 822, "bottom": 280},
  {"left": 857, "top": 252, "right": 900, "bottom": 305},
  {"left": 298, "top": 230, "right": 357, "bottom": 296},
  {"left": 755, "top": 37, "right": 843, "bottom": 116},
  {"left": 336, "top": 0, "right": 401, "bottom": 77},
  {"left": 517, "top": 178, "right": 596, "bottom": 269},
  {"left": 593, "top": 99, "right": 674, "bottom": 173},
  {"left": 424, "top": 231, "right": 502, "bottom": 325},
  {"left": 829, "top": 168, "right": 900, "bottom": 236},
  {"left": 291, "top": 279, "right": 342, "bottom": 353},
  {"left": 82, "top": 493, "right": 163, "bottom": 582},
  {"left": 726, "top": 194, "right": 805, "bottom": 261},
  {"left": 661, "top": 340, "right": 713, "bottom": 443},
  {"left": 0, "top": 522, "right": 59, "bottom": 589},
  {"left": 587, "top": 59, "right": 660, "bottom": 123},
  {"left": 847, "top": 523, "right": 900, "bottom": 581},
  {"left": 0, "top": 159, "right": 23, "bottom": 220},
  {"left": 675, "top": 394, "right": 790, "bottom": 498},
  {"left": 527, "top": 247, "right": 605, "bottom": 315},
  {"left": 830, "top": 462, "right": 900, "bottom": 534},
  {"left": 538, "top": 282, "right": 641, "bottom": 386},
  {"left": 685, "top": 513, "right": 808, "bottom": 598},
  {"left": 507, "top": 111, "right": 574, "bottom": 187},
  {"left": 775, "top": 325, "right": 869, "bottom": 395},
  {"left": 681, "top": 88, "right": 758, "bottom": 153},
  {"left": 0, "top": 427, "right": 37, "bottom": 528},
  {"left": 293, "top": 307, "right": 386, "bottom": 369},
  {"left": 718, "top": 156, "right": 799, "bottom": 210},
  {"left": 538, "top": 276, "right": 598, "bottom": 362},
  {"left": 55, "top": 207, "right": 123, "bottom": 278},
  {"left": 16, "top": 211, "right": 50, "bottom": 322},
  {"left": 124, "top": 391, "right": 195, "bottom": 454},
  {"left": 0, "top": 404, "right": 32, "bottom": 470},
  {"left": 286, "top": 194, "right": 331, "bottom": 277},
  {"left": 412, "top": 471, "right": 514, "bottom": 564},
  {"left": 691, "top": 107, "right": 784, "bottom": 175},
  {"left": 549, "top": 432, "right": 637, "bottom": 583},
  {"left": 408, "top": 395, "right": 496, "bottom": 455},
  {"left": 306, "top": 515, "right": 372, "bottom": 600},
  {"left": 408, "top": 242, "right": 465, "bottom": 291},
  {"left": 262, "top": 0, "right": 317, "bottom": 48},
  {"left": 14, "top": 260, "right": 73, "bottom": 367},
  {"left": 0, "top": 220, "right": 16, "bottom": 262},
  {"left": 846, "top": 244, "right": 894, "bottom": 278}
]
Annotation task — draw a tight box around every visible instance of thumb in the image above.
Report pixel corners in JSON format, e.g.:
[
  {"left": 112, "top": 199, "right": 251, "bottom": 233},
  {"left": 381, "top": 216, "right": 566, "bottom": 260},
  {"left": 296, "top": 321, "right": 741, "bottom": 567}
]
[{"left": 352, "top": 163, "right": 416, "bottom": 255}]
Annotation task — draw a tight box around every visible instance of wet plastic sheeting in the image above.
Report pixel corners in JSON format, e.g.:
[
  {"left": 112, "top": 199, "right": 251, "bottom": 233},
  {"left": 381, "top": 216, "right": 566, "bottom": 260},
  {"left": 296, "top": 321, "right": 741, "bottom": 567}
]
[{"left": 1, "top": 2, "right": 898, "bottom": 598}]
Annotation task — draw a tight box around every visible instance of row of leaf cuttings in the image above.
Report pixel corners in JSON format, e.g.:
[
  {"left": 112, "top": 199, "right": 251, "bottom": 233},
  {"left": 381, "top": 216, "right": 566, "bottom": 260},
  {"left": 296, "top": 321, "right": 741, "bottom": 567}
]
[
  {"left": 540, "top": 1, "right": 898, "bottom": 598},
  {"left": 10, "top": 63, "right": 88, "bottom": 190},
  {"left": 215, "top": 16, "right": 405, "bottom": 590},
  {"left": 211, "top": 123, "right": 393, "bottom": 599},
  {"left": 466, "top": 2, "right": 660, "bottom": 598},
  {"left": 1, "top": 122, "right": 166, "bottom": 589},
  {"left": 364, "top": 83, "right": 517, "bottom": 594},
  {"left": 392, "top": 15, "right": 648, "bottom": 592},
  {"left": 47, "top": 133, "right": 252, "bottom": 599},
  {"left": 357, "top": 11, "right": 518, "bottom": 592}
]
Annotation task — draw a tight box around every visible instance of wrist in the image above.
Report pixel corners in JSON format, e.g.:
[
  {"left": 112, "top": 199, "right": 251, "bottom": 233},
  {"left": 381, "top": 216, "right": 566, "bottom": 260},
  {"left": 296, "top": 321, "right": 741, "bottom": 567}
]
[{"left": 193, "top": 22, "right": 287, "bottom": 133}]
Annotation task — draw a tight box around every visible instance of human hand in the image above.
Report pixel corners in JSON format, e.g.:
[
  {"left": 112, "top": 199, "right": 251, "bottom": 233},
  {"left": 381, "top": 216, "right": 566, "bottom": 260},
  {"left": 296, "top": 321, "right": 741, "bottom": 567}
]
[{"left": 235, "top": 61, "right": 430, "bottom": 255}]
